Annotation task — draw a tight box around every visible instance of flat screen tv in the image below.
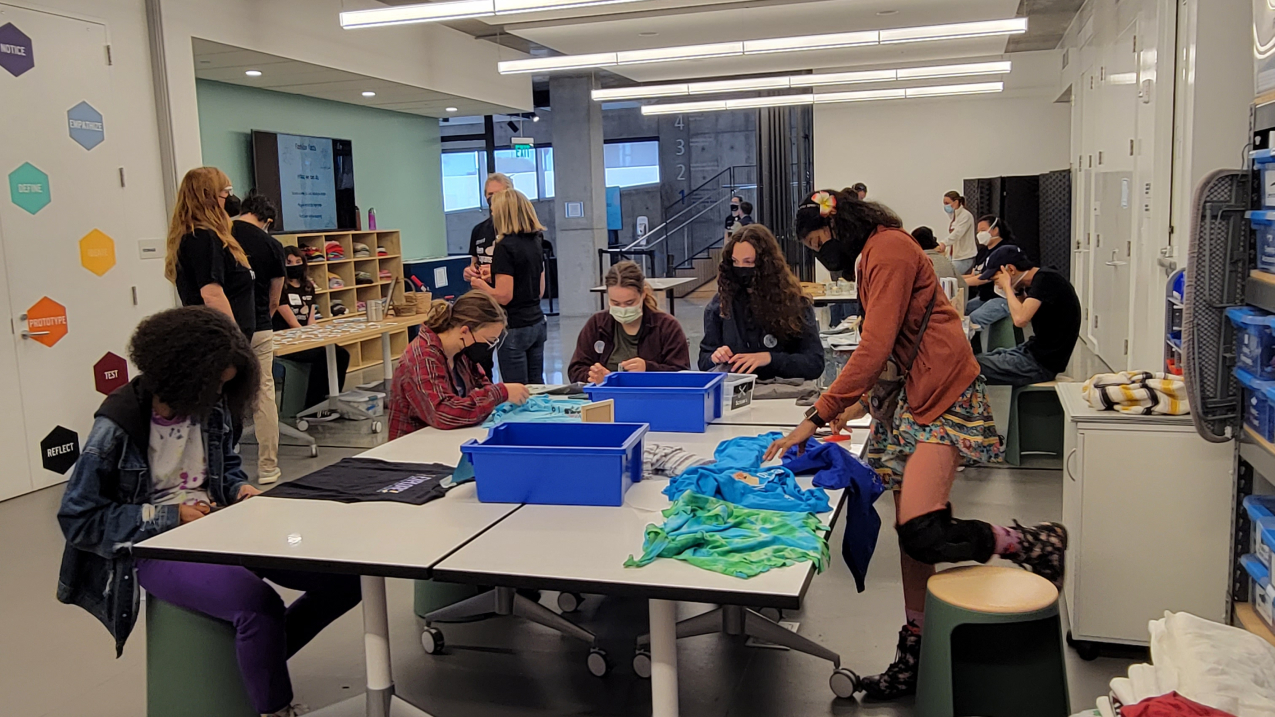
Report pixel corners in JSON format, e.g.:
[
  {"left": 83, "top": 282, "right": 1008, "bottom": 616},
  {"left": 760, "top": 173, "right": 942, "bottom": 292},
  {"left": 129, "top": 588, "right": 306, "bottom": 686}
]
[{"left": 251, "top": 130, "right": 356, "bottom": 232}]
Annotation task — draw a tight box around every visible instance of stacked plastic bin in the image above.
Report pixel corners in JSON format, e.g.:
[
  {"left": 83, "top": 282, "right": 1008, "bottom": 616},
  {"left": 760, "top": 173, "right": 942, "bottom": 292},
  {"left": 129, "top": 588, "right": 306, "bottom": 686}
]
[
  {"left": 1243, "top": 495, "right": 1275, "bottom": 630},
  {"left": 1250, "top": 148, "right": 1275, "bottom": 272}
]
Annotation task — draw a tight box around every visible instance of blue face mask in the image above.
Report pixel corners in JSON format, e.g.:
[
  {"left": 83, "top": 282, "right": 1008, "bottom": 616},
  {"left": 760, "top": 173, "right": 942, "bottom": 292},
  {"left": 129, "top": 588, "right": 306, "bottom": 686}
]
[{"left": 944, "top": 204, "right": 955, "bottom": 215}]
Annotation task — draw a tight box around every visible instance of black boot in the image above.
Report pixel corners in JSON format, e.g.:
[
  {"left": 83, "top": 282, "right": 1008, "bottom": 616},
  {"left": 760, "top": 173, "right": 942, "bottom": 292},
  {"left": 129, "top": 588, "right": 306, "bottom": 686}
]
[
  {"left": 1006, "top": 521, "right": 1068, "bottom": 590},
  {"left": 861, "top": 622, "right": 922, "bottom": 700}
]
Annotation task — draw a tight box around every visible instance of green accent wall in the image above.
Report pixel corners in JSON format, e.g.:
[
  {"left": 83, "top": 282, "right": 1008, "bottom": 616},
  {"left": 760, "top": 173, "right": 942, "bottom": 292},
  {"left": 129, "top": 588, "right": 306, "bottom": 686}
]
[{"left": 195, "top": 79, "right": 446, "bottom": 259}]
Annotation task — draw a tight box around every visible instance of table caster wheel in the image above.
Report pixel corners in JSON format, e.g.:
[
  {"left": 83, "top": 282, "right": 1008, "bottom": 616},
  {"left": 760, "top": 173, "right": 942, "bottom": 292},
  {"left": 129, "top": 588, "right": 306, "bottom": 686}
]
[
  {"left": 759, "top": 607, "right": 782, "bottom": 622},
  {"left": 557, "top": 591, "right": 583, "bottom": 613},
  {"left": 371, "top": 421, "right": 383, "bottom": 434},
  {"left": 421, "top": 627, "right": 444, "bottom": 655},
  {"left": 296, "top": 419, "right": 309, "bottom": 432},
  {"left": 586, "top": 648, "right": 610, "bottom": 677},
  {"left": 1066, "top": 631, "right": 1100, "bottom": 661},
  {"left": 309, "top": 445, "right": 318, "bottom": 458},
  {"left": 829, "top": 668, "right": 860, "bottom": 699},
  {"left": 632, "top": 648, "right": 651, "bottom": 679}
]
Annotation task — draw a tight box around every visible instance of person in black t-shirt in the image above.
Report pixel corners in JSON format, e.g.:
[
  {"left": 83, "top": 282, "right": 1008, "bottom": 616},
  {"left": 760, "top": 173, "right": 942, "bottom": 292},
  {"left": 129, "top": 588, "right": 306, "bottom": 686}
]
[
  {"left": 975, "top": 245, "right": 1081, "bottom": 386},
  {"left": 469, "top": 188, "right": 546, "bottom": 384},
  {"left": 166, "top": 168, "right": 257, "bottom": 337},
  {"left": 462, "top": 172, "right": 513, "bottom": 377},
  {"left": 275, "top": 246, "right": 351, "bottom": 411}
]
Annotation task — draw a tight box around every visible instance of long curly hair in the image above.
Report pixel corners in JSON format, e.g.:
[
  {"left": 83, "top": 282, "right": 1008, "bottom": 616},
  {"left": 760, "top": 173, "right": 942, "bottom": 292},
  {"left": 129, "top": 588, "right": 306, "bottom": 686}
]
[
  {"left": 165, "top": 167, "right": 250, "bottom": 283},
  {"left": 794, "top": 188, "right": 903, "bottom": 248},
  {"left": 129, "top": 307, "right": 260, "bottom": 421},
  {"left": 718, "top": 224, "right": 811, "bottom": 340}
]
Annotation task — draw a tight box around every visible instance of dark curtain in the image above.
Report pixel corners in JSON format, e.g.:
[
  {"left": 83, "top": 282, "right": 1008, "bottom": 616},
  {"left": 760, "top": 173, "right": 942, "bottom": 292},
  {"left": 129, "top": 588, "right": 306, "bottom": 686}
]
[
  {"left": 964, "top": 172, "right": 1071, "bottom": 270},
  {"left": 756, "top": 104, "right": 814, "bottom": 281},
  {"left": 1037, "top": 169, "right": 1072, "bottom": 275}
]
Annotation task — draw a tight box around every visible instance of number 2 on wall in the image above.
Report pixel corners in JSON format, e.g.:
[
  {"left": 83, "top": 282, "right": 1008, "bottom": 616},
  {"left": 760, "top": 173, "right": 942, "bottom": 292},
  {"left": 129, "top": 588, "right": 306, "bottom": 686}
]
[{"left": 677, "top": 164, "right": 686, "bottom": 180}]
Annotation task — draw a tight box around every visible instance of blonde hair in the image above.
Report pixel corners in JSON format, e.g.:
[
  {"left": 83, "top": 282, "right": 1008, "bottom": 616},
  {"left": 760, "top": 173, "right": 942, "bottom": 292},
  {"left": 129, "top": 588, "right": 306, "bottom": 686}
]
[
  {"left": 485, "top": 173, "right": 514, "bottom": 191},
  {"left": 490, "top": 189, "right": 545, "bottom": 239},
  {"left": 605, "top": 260, "right": 659, "bottom": 313},
  {"left": 422, "top": 291, "right": 507, "bottom": 334},
  {"left": 165, "top": 167, "right": 250, "bottom": 282}
]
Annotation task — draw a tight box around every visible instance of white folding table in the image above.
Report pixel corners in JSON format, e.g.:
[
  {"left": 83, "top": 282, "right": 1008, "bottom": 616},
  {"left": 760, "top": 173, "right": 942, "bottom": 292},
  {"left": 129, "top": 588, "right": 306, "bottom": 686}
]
[{"left": 716, "top": 397, "right": 873, "bottom": 430}]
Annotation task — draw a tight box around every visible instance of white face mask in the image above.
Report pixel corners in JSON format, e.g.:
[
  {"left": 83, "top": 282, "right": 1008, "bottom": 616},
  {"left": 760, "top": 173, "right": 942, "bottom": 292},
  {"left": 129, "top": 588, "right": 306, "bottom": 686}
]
[
  {"left": 609, "top": 304, "right": 642, "bottom": 325},
  {"left": 977, "top": 231, "right": 993, "bottom": 246},
  {"left": 993, "top": 272, "right": 1026, "bottom": 299}
]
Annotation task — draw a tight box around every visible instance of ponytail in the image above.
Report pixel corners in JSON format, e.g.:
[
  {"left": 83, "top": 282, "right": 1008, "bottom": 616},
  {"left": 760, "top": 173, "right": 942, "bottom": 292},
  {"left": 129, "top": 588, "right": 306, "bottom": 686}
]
[
  {"left": 944, "top": 190, "right": 964, "bottom": 206},
  {"left": 423, "top": 290, "right": 506, "bottom": 334}
]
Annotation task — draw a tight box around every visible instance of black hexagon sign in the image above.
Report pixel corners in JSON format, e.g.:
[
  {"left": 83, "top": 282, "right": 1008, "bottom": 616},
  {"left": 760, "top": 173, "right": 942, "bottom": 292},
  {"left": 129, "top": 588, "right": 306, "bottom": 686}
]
[{"left": 41, "top": 425, "right": 80, "bottom": 475}]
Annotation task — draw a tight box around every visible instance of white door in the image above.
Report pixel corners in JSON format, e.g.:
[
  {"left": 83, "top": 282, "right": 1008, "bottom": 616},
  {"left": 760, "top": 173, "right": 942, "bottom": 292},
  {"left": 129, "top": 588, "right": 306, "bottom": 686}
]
[
  {"left": 0, "top": 5, "right": 133, "bottom": 496},
  {"left": 1072, "top": 68, "right": 1093, "bottom": 335}
]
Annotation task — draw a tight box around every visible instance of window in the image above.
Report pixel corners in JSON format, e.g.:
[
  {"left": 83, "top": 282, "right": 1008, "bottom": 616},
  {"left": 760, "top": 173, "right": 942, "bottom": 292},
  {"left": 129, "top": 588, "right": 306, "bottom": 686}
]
[
  {"left": 493, "top": 149, "right": 538, "bottom": 200},
  {"left": 441, "top": 151, "right": 483, "bottom": 212},
  {"left": 539, "top": 147, "right": 555, "bottom": 199},
  {"left": 605, "top": 140, "right": 660, "bottom": 188}
]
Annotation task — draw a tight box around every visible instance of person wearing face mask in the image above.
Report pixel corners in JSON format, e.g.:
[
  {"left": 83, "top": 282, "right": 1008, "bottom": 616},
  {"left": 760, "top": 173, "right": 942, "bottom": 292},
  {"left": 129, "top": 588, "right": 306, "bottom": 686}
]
[
  {"left": 462, "top": 173, "right": 515, "bottom": 377},
  {"left": 962, "top": 215, "right": 1017, "bottom": 332},
  {"left": 764, "top": 189, "right": 1065, "bottom": 701},
  {"left": 388, "top": 291, "right": 530, "bottom": 436},
  {"left": 568, "top": 261, "right": 690, "bottom": 384},
  {"left": 975, "top": 246, "right": 1081, "bottom": 387},
  {"left": 699, "top": 224, "right": 823, "bottom": 379},
  {"left": 274, "top": 246, "right": 351, "bottom": 413},
  {"left": 940, "top": 191, "right": 978, "bottom": 276},
  {"left": 724, "top": 196, "right": 755, "bottom": 241}
]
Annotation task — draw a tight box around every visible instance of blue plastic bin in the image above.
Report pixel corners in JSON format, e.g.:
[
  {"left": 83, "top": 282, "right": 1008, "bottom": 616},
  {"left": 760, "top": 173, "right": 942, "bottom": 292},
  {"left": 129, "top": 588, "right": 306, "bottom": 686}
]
[
  {"left": 583, "top": 372, "right": 725, "bottom": 433},
  {"left": 1227, "top": 307, "right": 1275, "bottom": 380},
  {"left": 459, "top": 422, "right": 648, "bottom": 506},
  {"left": 1244, "top": 495, "right": 1275, "bottom": 568},
  {"left": 1235, "top": 369, "right": 1275, "bottom": 440},
  {"left": 1252, "top": 212, "right": 1275, "bottom": 274},
  {"left": 1241, "top": 553, "right": 1274, "bottom": 627}
]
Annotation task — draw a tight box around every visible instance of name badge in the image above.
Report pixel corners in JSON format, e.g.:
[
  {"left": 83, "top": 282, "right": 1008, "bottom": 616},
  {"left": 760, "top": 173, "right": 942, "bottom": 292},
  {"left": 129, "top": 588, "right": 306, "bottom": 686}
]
[
  {"left": 763, "top": 334, "right": 778, "bottom": 349},
  {"left": 594, "top": 340, "right": 605, "bottom": 354}
]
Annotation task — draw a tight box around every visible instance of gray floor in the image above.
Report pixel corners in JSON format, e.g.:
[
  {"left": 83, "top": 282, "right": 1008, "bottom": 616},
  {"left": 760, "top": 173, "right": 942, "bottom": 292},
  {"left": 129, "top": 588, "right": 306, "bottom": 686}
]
[{"left": 1, "top": 295, "right": 1136, "bottom": 717}]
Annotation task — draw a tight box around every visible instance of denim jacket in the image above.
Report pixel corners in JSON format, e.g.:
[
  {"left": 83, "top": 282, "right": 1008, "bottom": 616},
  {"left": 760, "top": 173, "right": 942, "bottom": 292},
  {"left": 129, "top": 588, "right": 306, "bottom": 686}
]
[{"left": 56, "top": 377, "right": 248, "bottom": 656}]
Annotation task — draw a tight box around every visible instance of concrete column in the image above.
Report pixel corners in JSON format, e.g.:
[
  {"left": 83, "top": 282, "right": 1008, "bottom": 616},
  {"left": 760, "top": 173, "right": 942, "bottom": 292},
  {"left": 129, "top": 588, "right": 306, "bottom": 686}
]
[{"left": 550, "top": 74, "right": 607, "bottom": 318}]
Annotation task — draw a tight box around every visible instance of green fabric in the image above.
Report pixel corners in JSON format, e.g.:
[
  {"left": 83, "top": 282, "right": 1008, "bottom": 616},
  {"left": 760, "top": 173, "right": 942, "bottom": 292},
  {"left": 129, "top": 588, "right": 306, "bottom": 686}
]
[
  {"left": 605, "top": 321, "right": 641, "bottom": 372},
  {"left": 624, "top": 492, "right": 829, "bottom": 578}
]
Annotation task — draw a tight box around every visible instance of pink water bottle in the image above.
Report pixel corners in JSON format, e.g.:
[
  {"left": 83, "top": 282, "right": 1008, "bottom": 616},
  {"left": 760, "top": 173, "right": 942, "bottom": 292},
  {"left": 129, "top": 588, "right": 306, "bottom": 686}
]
[{"left": 368, "top": 207, "right": 377, "bottom": 230}]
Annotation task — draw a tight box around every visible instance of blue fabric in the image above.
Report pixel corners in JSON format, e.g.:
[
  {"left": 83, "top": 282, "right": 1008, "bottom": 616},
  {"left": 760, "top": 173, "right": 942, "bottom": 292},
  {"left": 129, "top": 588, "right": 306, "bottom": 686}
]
[
  {"left": 480, "top": 395, "right": 590, "bottom": 428},
  {"left": 783, "top": 440, "right": 884, "bottom": 592},
  {"left": 663, "top": 431, "right": 832, "bottom": 514}
]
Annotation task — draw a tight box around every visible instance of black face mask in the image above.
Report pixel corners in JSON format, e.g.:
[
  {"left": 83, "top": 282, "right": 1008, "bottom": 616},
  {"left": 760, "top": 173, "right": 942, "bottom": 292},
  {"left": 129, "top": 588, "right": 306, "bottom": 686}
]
[
  {"left": 730, "top": 265, "right": 756, "bottom": 286},
  {"left": 286, "top": 265, "right": 306, "bottom": 280},
  {"left": 730, "top": 204, "right": 740, "bottom": 213},
  {"left": 815, "top": 237, "right": 856, "bottom": 273}
]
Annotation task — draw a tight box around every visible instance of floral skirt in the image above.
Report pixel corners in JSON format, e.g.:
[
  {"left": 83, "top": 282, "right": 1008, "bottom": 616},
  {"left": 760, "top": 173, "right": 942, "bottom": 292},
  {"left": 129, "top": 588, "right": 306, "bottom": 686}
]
[{"left": 865, "top": 376, "right": 1004, "bottom": 489}]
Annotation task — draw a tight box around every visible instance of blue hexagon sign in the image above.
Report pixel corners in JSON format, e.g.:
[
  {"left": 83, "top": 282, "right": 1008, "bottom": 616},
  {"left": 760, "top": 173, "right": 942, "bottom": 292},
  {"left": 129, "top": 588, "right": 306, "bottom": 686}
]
[
  {"left": 9, "top": 163, "right": 50, "bottom": 215},
  {"left": 67, "top": 102, "right": 104, "bottom": 150},
  {"left": 0, "top": 23, "right": 34, "bottom": 78}
]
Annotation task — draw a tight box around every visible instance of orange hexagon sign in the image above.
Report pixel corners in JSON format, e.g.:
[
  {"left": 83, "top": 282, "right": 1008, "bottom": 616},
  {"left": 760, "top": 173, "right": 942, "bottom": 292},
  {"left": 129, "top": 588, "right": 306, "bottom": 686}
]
[
  {"left": 79, "top": 229, "right": 115, "bottom": 276},
  {"left": 25, "top": 297, "right": 67, "bottom": 347}
]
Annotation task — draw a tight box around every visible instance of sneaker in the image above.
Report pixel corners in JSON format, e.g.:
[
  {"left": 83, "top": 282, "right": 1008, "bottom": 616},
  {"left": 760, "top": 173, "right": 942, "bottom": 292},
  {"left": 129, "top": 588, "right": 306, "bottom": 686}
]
[
  {"left": 258, "top": 468, "right": 282, "bottom": 485},
  {"left": 860, "top": 622, "right": 921, "bottom": 700},
  {"left": 308, "top": 410, "right": 340, "bottom": 423},
  {"left": 1007, "top": 521, "right": 1068, "bottom": 590}
]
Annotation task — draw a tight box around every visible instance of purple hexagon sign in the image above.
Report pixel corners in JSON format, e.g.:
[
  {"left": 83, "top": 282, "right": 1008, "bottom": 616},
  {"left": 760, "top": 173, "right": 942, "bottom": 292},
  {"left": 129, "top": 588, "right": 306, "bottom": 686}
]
[{"left": 0, "top": 24, "right": 33, "bottom": 78}]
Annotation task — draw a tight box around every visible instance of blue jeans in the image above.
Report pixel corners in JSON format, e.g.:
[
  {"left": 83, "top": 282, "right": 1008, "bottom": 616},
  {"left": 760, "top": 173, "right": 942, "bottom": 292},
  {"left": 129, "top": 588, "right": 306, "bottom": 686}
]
[
  {"left": 951, "top": 257, "right": 976, "bottom": 276},
  {"left": 497, "top": 319, "right": 547, "bottom": 384},
  {"left": 967, "top": 296, "right": 1010, "bottom": 330},
  {"left": 977, "top": 345, "right": 1058, "bottom": 387}
]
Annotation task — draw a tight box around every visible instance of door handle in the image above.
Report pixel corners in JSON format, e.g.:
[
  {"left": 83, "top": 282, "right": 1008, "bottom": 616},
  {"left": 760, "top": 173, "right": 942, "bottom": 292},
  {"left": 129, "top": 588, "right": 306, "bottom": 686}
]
[
  {"left": 1105, "top": 250, "right": 1128, "bottom": 267},
  {"left": 1065, "top": 448, "right": 1078, "bottom": 481},
  {"left": 21, "top": 331, "right": 49, "bottom": 339}
]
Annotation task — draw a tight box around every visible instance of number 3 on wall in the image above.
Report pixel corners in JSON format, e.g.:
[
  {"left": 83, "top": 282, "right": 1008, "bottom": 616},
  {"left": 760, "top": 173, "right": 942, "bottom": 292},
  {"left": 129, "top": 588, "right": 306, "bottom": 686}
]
[{"left": 675, "top": 139, "right": 685, "bottom": 156}]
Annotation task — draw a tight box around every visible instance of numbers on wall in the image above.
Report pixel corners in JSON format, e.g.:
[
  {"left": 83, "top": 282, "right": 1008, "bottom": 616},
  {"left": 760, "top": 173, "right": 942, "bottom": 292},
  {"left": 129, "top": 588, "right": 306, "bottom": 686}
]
[
  {"left": 675, "top": 139, "right": 685, "bottom": 156},
  {"left": 677, "top": 164, "right": 686, "bottom": 180},
  {"left": 674, "top": 115, "right": 685, "bottom": 129}
]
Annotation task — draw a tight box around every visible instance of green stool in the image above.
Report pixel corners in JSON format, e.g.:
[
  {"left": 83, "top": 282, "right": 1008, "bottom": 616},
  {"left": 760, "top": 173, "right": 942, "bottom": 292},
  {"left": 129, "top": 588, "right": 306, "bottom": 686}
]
[
  {"left": 1006, "top": 382, "right": 1064, "bottom": 466},
  {"left": 146, "top": 597, "right": 256, "bottom": 717},
  {"left": 916, "top": 566, "right": 1070, "bottom": 717},
  {"left": 275, "top": 358, "right": 312, "bottom": 420},
  {"left": 980, "top": 316, "right": 1024, "bottom": 354}
]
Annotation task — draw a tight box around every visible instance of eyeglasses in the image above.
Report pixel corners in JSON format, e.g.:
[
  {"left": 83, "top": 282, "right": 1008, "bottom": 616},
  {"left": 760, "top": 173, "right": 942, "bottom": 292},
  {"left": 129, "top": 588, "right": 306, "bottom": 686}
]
[{"left": 485, "top": 329, "right": 507, "bottom": 351}]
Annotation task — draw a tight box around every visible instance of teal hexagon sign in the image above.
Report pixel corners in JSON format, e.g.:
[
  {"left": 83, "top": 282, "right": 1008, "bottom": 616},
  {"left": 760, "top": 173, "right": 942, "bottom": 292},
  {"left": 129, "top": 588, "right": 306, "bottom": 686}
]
[{"left": 9, "top": 162, "right": 49, "bottom": 214}]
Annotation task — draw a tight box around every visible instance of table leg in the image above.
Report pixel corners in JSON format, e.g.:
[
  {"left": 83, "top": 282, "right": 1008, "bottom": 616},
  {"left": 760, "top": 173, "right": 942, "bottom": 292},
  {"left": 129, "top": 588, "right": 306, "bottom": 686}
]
[
  {"left": 326, "top": 344, "right": 341, "bottom": 401},
  {"left": 649, "top": 599, "right": 679, "bottom": 717},
  {"left": 381, "top": 332, "right": 393, "bottom": 382},
  {"left": 667, "top": 289, "right": 676, "bottom": 317}
]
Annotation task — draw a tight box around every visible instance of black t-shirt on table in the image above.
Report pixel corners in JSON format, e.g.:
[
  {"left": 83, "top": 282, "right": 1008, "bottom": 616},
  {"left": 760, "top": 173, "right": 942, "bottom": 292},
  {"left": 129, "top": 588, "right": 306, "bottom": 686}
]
[
  {"left": 469, "top": 218, "right": 497, "bottom": 268},
  {"left": 273, "top": 281, "right": 317, "bottom": 331},
  {"left": 175, "top": 228, "right": 256, "bottom": 336},
  {"left": 1022, "top": 268, "right": 1082, "bottom": 373},
  {"left": 490, "top": 232, "right": 545, "bottom": 328},
  {"left": 231, "top": 220, "right": 286, "bottom": 333}
]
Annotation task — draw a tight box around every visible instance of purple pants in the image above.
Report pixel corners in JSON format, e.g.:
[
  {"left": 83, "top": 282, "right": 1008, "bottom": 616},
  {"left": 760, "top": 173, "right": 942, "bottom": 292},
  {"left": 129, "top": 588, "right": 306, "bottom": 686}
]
[{"left": 136, "top": 559, "right": 361, "bottom": 713}]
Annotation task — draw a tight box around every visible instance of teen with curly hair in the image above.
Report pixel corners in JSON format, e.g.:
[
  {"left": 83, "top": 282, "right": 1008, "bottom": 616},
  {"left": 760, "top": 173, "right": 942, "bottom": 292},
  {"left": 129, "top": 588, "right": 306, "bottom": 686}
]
[
  {"left": 763, "top": 190, "right": 1065, "bottom": 701},
  {"left": 56, "top": 307, "right": 361, "bottom": 717},
  {"left": 698, "top": 224, "right": 823, "bottom": 379}
]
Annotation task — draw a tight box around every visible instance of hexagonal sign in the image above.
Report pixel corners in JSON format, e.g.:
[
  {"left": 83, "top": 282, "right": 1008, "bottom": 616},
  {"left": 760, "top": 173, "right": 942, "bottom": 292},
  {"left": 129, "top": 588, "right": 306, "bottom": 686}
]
[
  {"left": 80, "top": 229, "right": 115, "bottom": 276},
  {"left": 41, "top": 426, "right": 79, "bottom": 475},
  {"left": 0, "top": 23, "right": 34, "bottom": 78},
  {"left": 25, "top": 297, "right": 67, "bottom": 347},
  {"left": 9, "top": 162, "right": 49, "bottom": 214},
  {"left": 94, "top": 352, "right": 128, "bottom": 395},
  {"left": 67, "top": 102, "right": 104, "bottom": 150}
]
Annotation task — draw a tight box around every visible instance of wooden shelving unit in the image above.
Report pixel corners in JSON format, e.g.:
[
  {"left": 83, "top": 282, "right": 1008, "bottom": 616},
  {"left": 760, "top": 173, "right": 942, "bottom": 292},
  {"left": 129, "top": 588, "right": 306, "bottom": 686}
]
[
  {"left": 1236, "top": 603, "right": 1275, "bottom": 647},
  {"left": 276, "top": 230, "right": 406, "bottom": 323}
]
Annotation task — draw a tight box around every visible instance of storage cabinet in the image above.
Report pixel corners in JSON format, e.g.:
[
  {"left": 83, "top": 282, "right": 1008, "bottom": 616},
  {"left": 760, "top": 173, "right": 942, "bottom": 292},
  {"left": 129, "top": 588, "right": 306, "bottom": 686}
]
[
  {"left": 1058, "top": 383, "right": 1233, "bottom": 646},
  {"left": 276, "top": 230, "right": 405, "bottom": 321}
]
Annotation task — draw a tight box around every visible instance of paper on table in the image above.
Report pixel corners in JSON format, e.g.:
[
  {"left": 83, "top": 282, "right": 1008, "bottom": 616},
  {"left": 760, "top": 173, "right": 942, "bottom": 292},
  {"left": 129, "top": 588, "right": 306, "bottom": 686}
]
[{"left": 434, "top": 266, "right": 448, "bottom": 287}]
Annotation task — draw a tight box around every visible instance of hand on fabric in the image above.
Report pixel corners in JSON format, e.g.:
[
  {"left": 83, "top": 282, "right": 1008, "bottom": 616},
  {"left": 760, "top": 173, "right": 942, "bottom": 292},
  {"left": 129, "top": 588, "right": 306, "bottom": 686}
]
[
  {"left": 179, "top": 502, "right": 210, "bottom": 524},
  {"left": 710, "top": 346, "right": 734, "bottom": 364},
  {"left": 830, "top": 400, "right": 868, "bottom": 435},
  {"left": 587, "top": 363, "right": 610, "bottom": 384},
  {"left": 619, "top": 357, "right": 647, "bottom": 372},
  {"left": 729, "top": 352, "right": 771, "bottom": 375},
  {"left": 504, "top": 383, "right": 531, "bottom": 405},
  {"left": 237, "top": 485, "right": 262, "bottom": 501},
  {"left": 763, "top": 420, "right": 818, "bottom": 462}
]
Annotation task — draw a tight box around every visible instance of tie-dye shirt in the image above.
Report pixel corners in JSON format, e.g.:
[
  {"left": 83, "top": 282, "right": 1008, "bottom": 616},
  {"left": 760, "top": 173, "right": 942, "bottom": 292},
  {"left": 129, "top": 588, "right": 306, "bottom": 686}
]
[{"left": 149, "top": 412, "right": 210, "bottom": 507}]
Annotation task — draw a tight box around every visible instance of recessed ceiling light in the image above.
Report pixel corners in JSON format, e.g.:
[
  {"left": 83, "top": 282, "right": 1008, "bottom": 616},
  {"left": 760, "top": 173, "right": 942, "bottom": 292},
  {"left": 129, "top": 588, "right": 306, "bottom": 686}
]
[
  {"left": 245, "top": 70, "right": 262, "bottom": 77},
  {"left": 445, "top": 107, "right": 459, "bottom": 112},
  {"left": 362, "top": 91, "right": 377, "bottom": 97}
]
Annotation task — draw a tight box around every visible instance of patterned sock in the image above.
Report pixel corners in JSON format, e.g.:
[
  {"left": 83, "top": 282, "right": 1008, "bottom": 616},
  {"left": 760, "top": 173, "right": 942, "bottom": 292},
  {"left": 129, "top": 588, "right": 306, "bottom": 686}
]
[
  {"left": 993, "top": 524, "right": 1021, "bottom": 556},
  {"left": 905, "top": 609, "right": 925, "bottom": 633}
]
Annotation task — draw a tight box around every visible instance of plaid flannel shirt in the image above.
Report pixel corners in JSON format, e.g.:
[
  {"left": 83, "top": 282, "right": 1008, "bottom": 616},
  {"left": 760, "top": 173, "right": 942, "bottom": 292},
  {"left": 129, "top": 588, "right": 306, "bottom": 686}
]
[{"left": 388, "top": 327, "right": 508, "bottom": 438}]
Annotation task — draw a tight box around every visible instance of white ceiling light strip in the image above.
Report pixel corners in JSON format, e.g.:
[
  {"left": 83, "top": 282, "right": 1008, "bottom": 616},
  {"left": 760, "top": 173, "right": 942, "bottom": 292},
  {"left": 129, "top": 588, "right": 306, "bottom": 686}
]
[
  {"left": 592, "top": 61, "right": 1010, "bottom": 101},
  {"left": 500, "top": 18, "right": 1025, "bottom": 73},
  {"left": 639, "top": 81, "right": 1004, "bottom": 115},
  {"left": 340, "top": 0, "right": 650, "bottom": 27}
]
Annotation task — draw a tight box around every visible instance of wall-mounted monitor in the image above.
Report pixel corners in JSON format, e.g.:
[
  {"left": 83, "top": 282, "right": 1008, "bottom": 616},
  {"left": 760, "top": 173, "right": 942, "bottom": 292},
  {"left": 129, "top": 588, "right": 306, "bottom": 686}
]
[{"left": 251, "top": 130, "right": 356, "bottom": 232}]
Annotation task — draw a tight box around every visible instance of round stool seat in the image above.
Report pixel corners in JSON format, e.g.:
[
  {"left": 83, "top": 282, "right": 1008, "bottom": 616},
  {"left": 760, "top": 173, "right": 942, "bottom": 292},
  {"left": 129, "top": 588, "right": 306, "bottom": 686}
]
[{"left": 928, "top": 565, "right": 1057, "bottom": 614}]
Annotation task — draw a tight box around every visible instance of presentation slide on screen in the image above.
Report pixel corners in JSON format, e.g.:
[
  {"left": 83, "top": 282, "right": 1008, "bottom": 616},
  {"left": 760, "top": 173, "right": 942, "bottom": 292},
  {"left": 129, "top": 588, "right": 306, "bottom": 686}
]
[{"left": 278, "top": 133, "right": 337, "bottom": 230}]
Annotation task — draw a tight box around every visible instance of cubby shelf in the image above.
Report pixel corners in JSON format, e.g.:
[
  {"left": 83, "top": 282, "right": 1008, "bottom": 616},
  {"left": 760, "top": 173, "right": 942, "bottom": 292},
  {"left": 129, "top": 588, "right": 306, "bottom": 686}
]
[{"left": 275, "top": 230, "right": 405, "bottom": 322}]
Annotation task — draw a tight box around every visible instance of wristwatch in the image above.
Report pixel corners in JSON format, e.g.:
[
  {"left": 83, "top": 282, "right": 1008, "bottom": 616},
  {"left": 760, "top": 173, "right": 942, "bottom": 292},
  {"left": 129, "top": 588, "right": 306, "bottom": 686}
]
[{"left": 803, "top": 405, "right": 827, "bottom": 428}]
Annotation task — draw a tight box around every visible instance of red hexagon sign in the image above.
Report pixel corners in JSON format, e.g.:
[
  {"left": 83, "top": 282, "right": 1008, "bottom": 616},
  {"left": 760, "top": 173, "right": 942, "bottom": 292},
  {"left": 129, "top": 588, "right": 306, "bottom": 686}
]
[
  {"left": 25, "top": 297, "right": 67, "bottom": 347},
  {"left": 94, "top": 352, "right": 128, "bottom": 395}
]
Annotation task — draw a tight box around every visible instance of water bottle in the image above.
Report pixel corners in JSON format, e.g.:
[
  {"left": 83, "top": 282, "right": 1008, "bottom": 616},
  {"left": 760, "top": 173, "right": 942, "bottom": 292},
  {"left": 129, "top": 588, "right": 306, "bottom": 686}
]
[{"left": 368, "top": 207, "right": 377, "bottom": 230}]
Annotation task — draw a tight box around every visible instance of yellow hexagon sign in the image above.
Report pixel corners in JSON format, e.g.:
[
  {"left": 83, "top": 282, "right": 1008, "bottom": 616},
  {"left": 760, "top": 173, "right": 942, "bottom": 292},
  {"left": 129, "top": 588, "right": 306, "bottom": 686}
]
[{"left": 79, "top": 229, "right": 115, "bottom": 276}]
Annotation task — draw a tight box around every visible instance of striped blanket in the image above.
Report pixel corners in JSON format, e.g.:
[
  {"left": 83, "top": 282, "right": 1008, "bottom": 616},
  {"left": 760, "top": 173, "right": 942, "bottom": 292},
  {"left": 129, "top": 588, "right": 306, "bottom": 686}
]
[{"left": 1081, "top": 372, "right": 1190, "bottom": 415}]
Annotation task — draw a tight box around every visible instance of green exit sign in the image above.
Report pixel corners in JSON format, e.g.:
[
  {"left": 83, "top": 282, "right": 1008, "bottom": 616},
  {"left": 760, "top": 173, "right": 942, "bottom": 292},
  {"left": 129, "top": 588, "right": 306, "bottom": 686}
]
[{"left": 511, "top": 137, "right": 534, "bottom": 158}]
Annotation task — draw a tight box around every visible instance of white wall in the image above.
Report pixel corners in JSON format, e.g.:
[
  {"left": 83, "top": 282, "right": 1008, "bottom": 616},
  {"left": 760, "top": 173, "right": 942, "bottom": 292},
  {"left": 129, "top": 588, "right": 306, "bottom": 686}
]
[{"left": 813, "top": 50, "right": 1071, "bottom": 231}]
